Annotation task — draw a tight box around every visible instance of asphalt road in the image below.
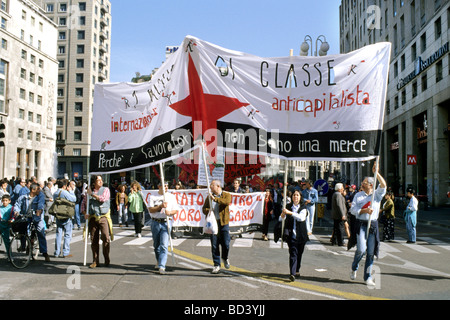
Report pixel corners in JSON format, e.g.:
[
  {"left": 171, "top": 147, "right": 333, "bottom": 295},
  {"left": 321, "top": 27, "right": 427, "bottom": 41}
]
[{"left": 1, "top": 217, "right": 449, "bottom": 303}]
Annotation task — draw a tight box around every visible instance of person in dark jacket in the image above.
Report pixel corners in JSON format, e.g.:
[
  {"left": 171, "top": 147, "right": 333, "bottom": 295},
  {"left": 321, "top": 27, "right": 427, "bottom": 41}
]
[
  {"left": 280, "top": 190, "right": 309, "bottom": 282},
  {"left": 331, "top": 183, "right": 348, "bottom": 246}
]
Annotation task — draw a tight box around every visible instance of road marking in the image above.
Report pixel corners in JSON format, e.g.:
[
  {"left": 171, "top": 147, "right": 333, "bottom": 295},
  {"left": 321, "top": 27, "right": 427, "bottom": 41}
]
[
  {"left": 123, "top": 233, "right": 153, "bottom": 246},
  {"left": 232, "top": 233, "right": 254, "bottom": 247},
  {"left": 418, "top": 237, "right": 450, "bottom": 251},
  {"left": 171, "top": 248, "right": 388, "bottom": 300},
  {"left": 396, "top": 237, "right": 439, "bottom": 253}
]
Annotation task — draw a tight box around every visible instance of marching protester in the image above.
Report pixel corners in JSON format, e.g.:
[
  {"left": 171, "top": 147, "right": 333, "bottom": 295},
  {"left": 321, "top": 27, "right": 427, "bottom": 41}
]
[
  {"left": 70, "top": 180, "right": 82, "bottom": 230},
  {"left": 14, "top": 183, "right": 50, "bottom": 262},
  {"left": 404, "top": 188, "right": 418, "bottom": 243},
  {"left": 148, "top": 182, "right": 180, "bottom": 274},
  {"left": 302, "top": 180, "right": 318, "bottom": 235},
  {"left": 202, "top": 180, "right": 232, "bottom": 274},
  {"left": 262, "top": 188, "right": 273, "bottom": 241},
  {"left": 116, "top": 184, "right": 129, "bottom": 228},
  {"left": 349, "top": 163, "right": 386, "bottom": 287},
  {"left": 53, "top": 179, "right": 77, "bottom": 258},
  {"left": 331, "top": 183, "right": 348, "bottom": 247},
  {"left": 82, "top": 175, "right": 114, "bottom": 268},
  {"left": 379, "top": 191, "right": 395, "bottom": 241},
  {"left": 43, "top": 180, "right": 55, "bottom": 231},
  {"left": 280, "top": 190, "right": 309, "bottom": 282},
  {"left": 0, "top": 194, "right": 13, "bottom": 256},
  {"left": 128, "top": 181, "right": 145, "bottom": 237}
]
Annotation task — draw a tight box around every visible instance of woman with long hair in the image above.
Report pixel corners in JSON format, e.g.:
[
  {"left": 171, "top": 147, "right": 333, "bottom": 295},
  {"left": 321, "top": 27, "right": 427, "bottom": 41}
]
[{"left": 280, "top": 190, "right": 309, "bottom": 281}]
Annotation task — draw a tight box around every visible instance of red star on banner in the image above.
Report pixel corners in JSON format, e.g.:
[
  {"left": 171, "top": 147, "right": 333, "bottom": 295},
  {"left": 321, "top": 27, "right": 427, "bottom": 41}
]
[{"left": 169, "top": 53, "right": 249, "bottom": 159}]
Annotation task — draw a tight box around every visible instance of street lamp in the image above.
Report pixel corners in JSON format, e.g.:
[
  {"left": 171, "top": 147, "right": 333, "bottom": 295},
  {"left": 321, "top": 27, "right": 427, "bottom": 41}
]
[{"left": 300, "top": 35, "right": 330, "bottom": 56}]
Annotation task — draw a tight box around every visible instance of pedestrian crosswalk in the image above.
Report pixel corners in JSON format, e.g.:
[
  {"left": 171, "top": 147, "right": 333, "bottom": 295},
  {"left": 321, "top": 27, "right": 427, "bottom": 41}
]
[{"left": 42, "top": 227, "right": 450, "bottom": 258}]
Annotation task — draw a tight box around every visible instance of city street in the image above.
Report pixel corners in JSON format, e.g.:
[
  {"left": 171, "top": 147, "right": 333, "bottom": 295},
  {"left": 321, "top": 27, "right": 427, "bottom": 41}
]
[{"left": 1, "top": 211, "right": 449, "bottom": 302}]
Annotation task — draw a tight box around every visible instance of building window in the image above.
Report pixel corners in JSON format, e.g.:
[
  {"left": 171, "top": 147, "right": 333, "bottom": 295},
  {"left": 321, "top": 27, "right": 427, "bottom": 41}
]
[
  {"left": 436, "top": 60, "right": 443, "bottom": 83},
  {"left": 76, "top": 59, "right": 84, "bottom": 68},
  {"left": 77, "top": 30, "right": 85, "bottom": 40},
  {"left": 420, "top": 32, "right": 426, "bottom": 53},
  {"left": 435, "top": 17, "right": 442, "bottom": 40},
  {"left": 412, "top": 81, "right": 418, "bottom": 98},
  {"left": 57, "top": 117, "right": 63, "bottom": 126},
  {"left": 73, "top": 149, "right": 82, "bottom": 156},
  {"left": 75, "top": 88, "right": 83, "bottom": 97},
  {"left": 74, "top": 117, "right": 82, "bottom": 126},
  {"left": 77, "top": 45, "right": 85, "bottom": 54},
  {"left": 75, "top": 102, "right": 83, "bottom": 112},
  {"left": 76, "top": 73, "right": 84, "bottom": 83},
  {"left": 421, "top": 72, "right": 428, "bottom": 91},
  {"left": 74, "top": 131, "right": 82, "bottom": 141}
]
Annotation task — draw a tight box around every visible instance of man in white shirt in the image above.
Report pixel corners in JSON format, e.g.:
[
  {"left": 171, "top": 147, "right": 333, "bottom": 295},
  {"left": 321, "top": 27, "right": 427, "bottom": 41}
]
[
  {"left": 404, "top": 188, "right": 418, "bottom": 243},
  {"left": 349, "top": 163, "right": 386, "bottom": 287},
  {"left": 149, "top": 182, "right": 180, "bottom": 274}
]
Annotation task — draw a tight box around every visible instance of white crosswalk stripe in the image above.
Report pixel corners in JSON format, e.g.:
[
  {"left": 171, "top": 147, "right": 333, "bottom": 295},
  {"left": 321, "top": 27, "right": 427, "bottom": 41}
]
[
  {"left": 232, "top": 233, "right": 255, "bottom": 247},
  {"left": 396, "top": 237, "right": 440, "bottom": 254},
  {"left": 418, "top": 237, "right": 450, "bottom": 251}
]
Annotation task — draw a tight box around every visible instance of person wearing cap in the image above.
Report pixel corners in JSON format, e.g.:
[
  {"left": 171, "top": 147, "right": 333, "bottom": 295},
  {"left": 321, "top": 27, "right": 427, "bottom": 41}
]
[{"left": 148, "top": 182, "right": 180, "bottom": 274}]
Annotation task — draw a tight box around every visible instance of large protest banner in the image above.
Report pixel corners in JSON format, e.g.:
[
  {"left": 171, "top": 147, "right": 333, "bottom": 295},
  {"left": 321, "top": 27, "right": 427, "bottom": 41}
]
[
  {"left": 90, "top": 36, "right": 391, "bottom": 174},
  {"left": 142, "top": 190, "right": 264, "bottom": 228}
]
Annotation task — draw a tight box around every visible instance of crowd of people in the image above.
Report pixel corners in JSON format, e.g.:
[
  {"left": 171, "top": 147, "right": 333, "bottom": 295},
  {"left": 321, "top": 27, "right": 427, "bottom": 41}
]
[{"left": 0, "top": 168, "right": 420, "bottom": 286}]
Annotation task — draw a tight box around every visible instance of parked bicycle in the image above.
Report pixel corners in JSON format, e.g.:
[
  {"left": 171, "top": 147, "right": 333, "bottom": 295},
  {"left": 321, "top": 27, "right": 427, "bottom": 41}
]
[{"left": 8, "top": 214, "right": 39, "bottom": 269}]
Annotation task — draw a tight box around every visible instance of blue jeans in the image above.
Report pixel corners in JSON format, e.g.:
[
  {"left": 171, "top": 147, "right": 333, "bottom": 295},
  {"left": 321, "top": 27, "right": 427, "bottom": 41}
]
[
  {"left": 306, "top": 205, "right": 315, "bottom": 234},
  {"left": 351, "top": 223, "right": 376, "bottom": 281},
  {"left": 405, "top": 214, "right": 416, "bottom": 242},
  {"left": 29, "top": 214, "right": 48, "bottom": 254},
  {"left": 73, "top": 203, "right": 81, "bottom": 228},
  {"left": 210, "top": 222, "right": 230, "bottom": 267},
  {"left": 151, "top": 219, "right": 170, "bottom": 269},
  {"left": 54, "top": 218, "right": 73, "bottom": 257}
]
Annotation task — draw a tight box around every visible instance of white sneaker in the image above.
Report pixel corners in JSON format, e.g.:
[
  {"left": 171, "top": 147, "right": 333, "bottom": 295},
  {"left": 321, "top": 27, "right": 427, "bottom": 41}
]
[
  {"left": 159, "top": 267, "right": 166, "bottom": 275},
  {"left": 223, "top": 259, "right": 230, "bottom": 269},
  {"left": 350, "top": 270, "right": 357, "bottom": 280},
  {"left": 211, "top": 266, "right": 220, "bottom": 274},
  {"left": 366, "top": 278, "right": 376, "bottom": 287}
]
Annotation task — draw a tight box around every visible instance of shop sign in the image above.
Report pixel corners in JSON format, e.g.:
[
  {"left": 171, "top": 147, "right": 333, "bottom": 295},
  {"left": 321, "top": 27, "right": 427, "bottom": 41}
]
[
  {"left": 397, "top": 42, "right": 449, "bottom": 90},
  {"left": 407, "top": 155, "right": 417, "bottom": 165}
]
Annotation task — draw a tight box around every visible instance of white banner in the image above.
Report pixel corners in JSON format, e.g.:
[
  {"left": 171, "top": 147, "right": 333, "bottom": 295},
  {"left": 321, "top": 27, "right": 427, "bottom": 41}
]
[
  {"left": 90, "top": 36, "right": 391, "bottom": 174},
  {"left": 142, "top": 190, "right": 264, "bottom": 228}
]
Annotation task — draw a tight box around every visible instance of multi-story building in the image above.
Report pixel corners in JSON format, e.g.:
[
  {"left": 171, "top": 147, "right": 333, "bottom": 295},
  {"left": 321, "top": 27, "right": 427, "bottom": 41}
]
[
  {"left": 339, "top": 0, "right": 449, "bottom": 206},
  {"left": 0, "top": 0, "right": 58, "bottom": 181},
  {"left": 35, "top": 0, "right": 112, "bottom": 180}
]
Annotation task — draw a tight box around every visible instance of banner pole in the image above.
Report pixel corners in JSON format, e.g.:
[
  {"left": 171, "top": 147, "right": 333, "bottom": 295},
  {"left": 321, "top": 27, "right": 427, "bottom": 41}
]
[
  {"left": 281, "top": 49, "right": 294, "bottom": 250},
  {"left": 159, "top": 162, "right": 176, "bottom": 265},
  {"left": 366, "top": 156, "right": 380, "bottom": 240},
  {"left": 83, "top": 174, "right": 92, "bottom": 266},
  {"left": 202, "top": 141, "right": 213, "bottom": 205}
]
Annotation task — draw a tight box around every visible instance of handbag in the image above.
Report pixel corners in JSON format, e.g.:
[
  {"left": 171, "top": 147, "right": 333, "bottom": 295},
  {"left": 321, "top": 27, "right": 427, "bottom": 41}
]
[
  {"left": 48, "top": 192, "right": 75, "bottom": 220},
  {"left": 203, "top": 211, "right": 218, "bottom": 235}
]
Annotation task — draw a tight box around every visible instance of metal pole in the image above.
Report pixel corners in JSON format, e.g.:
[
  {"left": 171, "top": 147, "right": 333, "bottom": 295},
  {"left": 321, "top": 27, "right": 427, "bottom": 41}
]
[
  {"left": 366, "top": 157, "right": 380, "bottom": 239},
  {"left": 83, "top": 174, "right": 92, "bottom": 266}
]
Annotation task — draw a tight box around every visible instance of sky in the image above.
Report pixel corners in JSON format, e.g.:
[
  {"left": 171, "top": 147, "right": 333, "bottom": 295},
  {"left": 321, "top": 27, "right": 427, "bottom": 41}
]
[{"left": 109, "top": 0, "right": 342, "bottom": 83}]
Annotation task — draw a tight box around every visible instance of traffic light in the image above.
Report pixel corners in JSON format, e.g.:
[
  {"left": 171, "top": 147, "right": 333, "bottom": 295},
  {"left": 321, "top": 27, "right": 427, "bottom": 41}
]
[{"left": 0, "top": 123, "right": 5, "bottom": 147}]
